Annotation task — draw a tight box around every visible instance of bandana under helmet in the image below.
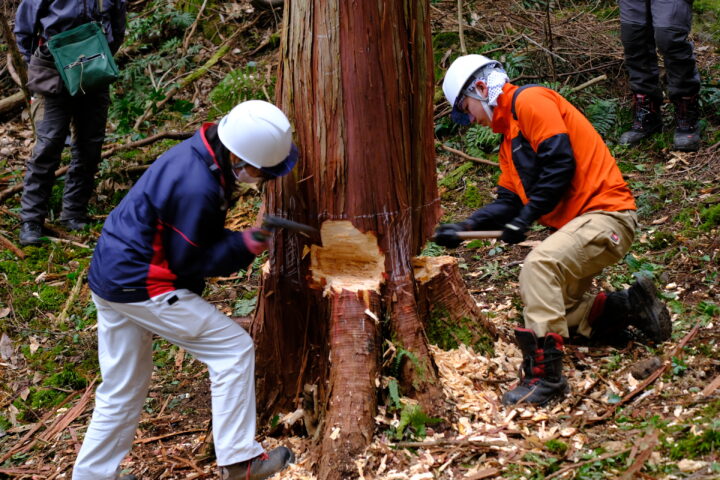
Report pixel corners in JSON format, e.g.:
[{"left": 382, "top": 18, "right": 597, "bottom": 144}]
[{"left": 450, "top": 63, "right": 509, "bottom": 125}]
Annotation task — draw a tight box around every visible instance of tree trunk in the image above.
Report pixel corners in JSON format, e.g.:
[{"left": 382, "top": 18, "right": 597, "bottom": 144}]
[{"left": 251, "top": 1, "right": 456, "bottom": 478}]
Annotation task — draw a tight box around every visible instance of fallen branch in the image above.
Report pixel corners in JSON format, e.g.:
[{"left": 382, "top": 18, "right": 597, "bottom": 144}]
[
  {"left": 101, "top": 130, "right": 193, "bottom": 157},
  {"left": 619, "top": 430, "right": 659, "bottom": 480},
  {"left": 0, "top": 91, "right": 24, "bottom": 117},
  {"left": 521, "top": 33, "right": 568, "bottom": 63},
  {"left": 0, "top": 12, "right": 33, "bottom": 128},
  {"left": 182, "top": 0, "right": 209, "bottom": 55},
  {"left": 701, "top": 373, "right": 720, "bottom": 397},
  {"left": 134, "top": 428, "right": 207, "bottom": 444},
  {"left": 392, "top": 438, "right": 505, "bottom": 449},
  {"left": 47, "top": 236, "right": 92, "bottom": 249},
  {"left": 585, "top": 322, "right": 701, "bottom": 425},
  {"left": 0, "top": 466, "right": 54, "bottom": 476},
  {"left": 0, "top": 232, "right": 25, "bottom": 259},
  {"left": 56, "top": 266, "right": 88, "bottom": 325},
  {"left": 544, "top": 448, "right": 631, "bottom": 480},
  {"left": 437, "top": 143, "right": 498, "bottom": 167},
  {"left": 39, "top": 377, "right": 97, "bottom": 442},
  {"left": 457, "top": 0, "right": 466, "bottom": 55},
  {"left": 0, "top": 391, "right": 78, "bottom": 464},
  {"left": 569, "top": 74, "right": 607, "bottom": 93}
]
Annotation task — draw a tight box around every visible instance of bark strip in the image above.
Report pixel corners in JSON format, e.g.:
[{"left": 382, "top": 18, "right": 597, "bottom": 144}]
[{"left": 319, "top": 290, "right": 381, "bottom": 480}]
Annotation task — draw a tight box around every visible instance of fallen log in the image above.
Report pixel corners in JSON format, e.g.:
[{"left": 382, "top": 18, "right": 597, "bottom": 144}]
[{"left": 0, "top": 91, "right": 25, "bottom": 118}]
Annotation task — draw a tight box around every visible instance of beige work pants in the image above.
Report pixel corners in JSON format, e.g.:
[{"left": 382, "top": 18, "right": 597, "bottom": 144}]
[{"left": 519, "top": 210, "right": 637, "bottom": 338}]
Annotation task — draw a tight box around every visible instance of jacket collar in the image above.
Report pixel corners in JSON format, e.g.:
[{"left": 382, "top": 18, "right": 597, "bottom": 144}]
[{"left": 197, "top": 123, "right": 235, "bottom": 191}]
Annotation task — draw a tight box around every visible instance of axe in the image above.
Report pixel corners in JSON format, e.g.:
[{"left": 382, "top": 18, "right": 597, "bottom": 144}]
[{"left": 253, "top": 215, "right": 320, "bottom": 243}]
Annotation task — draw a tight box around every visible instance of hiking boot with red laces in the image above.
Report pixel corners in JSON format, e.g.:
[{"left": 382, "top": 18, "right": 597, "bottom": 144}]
[
  {"left": 619, "top": 93, "right": 663, "bottom": 146},
  {"left": 220, "top": 446, "right": 295, "bottom": 480},
  {"left": 502, "top": 328, "right": 568, "bottom": 406}
]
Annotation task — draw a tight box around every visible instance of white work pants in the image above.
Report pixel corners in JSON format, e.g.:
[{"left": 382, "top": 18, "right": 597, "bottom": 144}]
[{"left": 72, "top": 290, "right": 264, "bottom": 480}]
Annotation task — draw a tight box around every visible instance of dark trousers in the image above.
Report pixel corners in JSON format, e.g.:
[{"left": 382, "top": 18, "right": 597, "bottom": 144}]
[
  {"left": 619, "top": 0, "right": 701, "bottom": 99},
  {"left": 21, "top": 88, "right": 110, "bottom": 225}
]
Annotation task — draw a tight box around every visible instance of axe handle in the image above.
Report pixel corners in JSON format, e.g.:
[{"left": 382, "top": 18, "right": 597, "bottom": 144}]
[{"left": 455, "top": 230, "right": 503, "bottom": 239}]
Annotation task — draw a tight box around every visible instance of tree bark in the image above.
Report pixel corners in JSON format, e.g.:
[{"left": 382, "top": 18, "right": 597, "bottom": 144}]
[{"left": 251, "top": 1, "right": 448, "bottom": 477}]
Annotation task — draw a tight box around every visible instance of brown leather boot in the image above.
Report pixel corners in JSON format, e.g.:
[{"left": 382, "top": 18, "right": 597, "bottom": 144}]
[{"left": 502, "top": 328, "right": 568, "bottom": 406}]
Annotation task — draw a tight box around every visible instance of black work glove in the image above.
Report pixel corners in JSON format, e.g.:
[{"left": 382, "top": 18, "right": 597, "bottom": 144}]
[
  {"left": 433, "top": 223, "right": 466, "bottom": 249},
  {"left": 501, "top": 218, "right": 530, "bottom": 245}
]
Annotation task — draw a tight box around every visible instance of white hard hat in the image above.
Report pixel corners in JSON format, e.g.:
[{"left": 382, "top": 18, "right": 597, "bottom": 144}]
[
  {"left": 217, "top": 100, "right": 293, "bottom": 171},
  {"left": 442, "top": 54, "right": 502, "bottom": 108}
]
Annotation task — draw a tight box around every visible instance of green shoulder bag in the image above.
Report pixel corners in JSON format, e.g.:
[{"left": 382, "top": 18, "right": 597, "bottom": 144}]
[{"left": 47, "top": 21, "right": 119, "bottom": 96}]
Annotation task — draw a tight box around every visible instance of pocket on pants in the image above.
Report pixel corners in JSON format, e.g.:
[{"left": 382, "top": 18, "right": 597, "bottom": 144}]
[
  {"left": 573, "top": 219, "right": 629, "bottom": 271},
  {"left": 150, "top": 290, "right": 217, "bottom": 341}
]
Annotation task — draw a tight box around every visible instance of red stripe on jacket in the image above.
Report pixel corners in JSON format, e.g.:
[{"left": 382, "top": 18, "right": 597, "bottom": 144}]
[{"left": 146, "top": 221, "right": 178, "bottom": 297}]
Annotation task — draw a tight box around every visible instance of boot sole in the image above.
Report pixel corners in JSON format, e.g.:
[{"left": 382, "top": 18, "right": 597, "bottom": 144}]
[
  {"left": 630, "top": 276, "right": 672, "bottom": 343},
  {"left": 501, "top": 378, "right": 569, "bottom": 407}
]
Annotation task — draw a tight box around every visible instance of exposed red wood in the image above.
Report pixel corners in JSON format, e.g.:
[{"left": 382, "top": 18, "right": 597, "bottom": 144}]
[{"left": 318, "top": 290, "right": 381, "bottom": 480}]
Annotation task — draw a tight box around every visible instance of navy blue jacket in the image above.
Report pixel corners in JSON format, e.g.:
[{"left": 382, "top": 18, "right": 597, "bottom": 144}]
[
  {"left": 88, "top": 125, "right": 257, "bottom": 303},
  {"left": 14, "top": 0, "right": 127, "bottom": 61}
]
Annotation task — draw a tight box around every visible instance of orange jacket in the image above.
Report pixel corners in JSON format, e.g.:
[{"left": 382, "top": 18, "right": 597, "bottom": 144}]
[{"left": 486, "top": 83, "right": 635, "bottom": 230}]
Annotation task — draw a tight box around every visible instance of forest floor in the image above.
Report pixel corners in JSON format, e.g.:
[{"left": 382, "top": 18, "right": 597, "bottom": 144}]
[{"left": 1, "top": 1, "right": 720, "bottom": 479}]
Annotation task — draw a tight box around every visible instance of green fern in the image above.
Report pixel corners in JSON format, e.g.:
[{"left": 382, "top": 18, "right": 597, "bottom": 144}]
[
  {"left": 395, "top": 404, "right": 442, "bottom": 440},
  {"left": 208, "top": 65, "right": 273, "bottom": 118},
  {"left": 465, "top": 124, "right": 501, "bottom": 156},
  {"left": 584, "top": 98, "right": 619, "bottom": 138}
]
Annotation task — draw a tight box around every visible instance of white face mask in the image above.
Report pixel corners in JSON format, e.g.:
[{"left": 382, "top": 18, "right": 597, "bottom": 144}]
[{"left": 233, "top": 167, "right": 262, "bottom": 185}]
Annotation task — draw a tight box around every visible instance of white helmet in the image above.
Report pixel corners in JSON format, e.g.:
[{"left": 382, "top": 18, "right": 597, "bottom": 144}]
[
  {"left": 442, "top": 54, "right": 501, "bottom": 108},
  {"left": 217, "top": 100, "right": 293, "bottom": 171}
]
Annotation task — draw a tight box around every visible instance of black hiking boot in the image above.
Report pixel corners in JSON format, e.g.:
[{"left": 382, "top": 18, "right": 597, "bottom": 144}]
[
  {"left": 117, "top": 476, "right": 137, "bottom": 480},
  {"left": 672, "top": 95, "right": 701, "bottom": 152},
  {"left": 502, "top": 328, "right": 568, "bottom": 406},
  {"left": 590, "top": 276, "right": 672, "bottom": 344},
  {"left": 60, "top": 216, "right": 91, "bottom": 231},
  {"left": 619, "top": 93, "right": 663, "bottom": 146},
  {"left": 220, "top": 446, "right": 295, "bottom": 480},
  {"left": 19, "top": 221, "right": 44, "bottom": 246}
]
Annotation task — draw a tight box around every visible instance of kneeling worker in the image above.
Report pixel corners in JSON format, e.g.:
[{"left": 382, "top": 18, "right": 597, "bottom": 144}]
[{"left": 435, "top": 55, "right": 672, "bottom": 406}]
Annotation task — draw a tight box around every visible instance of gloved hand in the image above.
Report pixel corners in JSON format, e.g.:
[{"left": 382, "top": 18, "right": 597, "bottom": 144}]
[
  {"left": 501, "top": 218, "right": 529, "bottom": 245},
  {"left": 433, "top": 223, "right": 466, "bottom": 249},
  {"left": 242, "top": 228, "right": 271, "bottom": 255}
]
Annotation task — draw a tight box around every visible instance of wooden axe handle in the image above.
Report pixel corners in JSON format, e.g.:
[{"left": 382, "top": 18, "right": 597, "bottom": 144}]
[
  {"left": 455, "top": 230, "right": 503, "bottom": 239},
  {"left": 431, "top": 230, "right": 503, "bottom": 241}
]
